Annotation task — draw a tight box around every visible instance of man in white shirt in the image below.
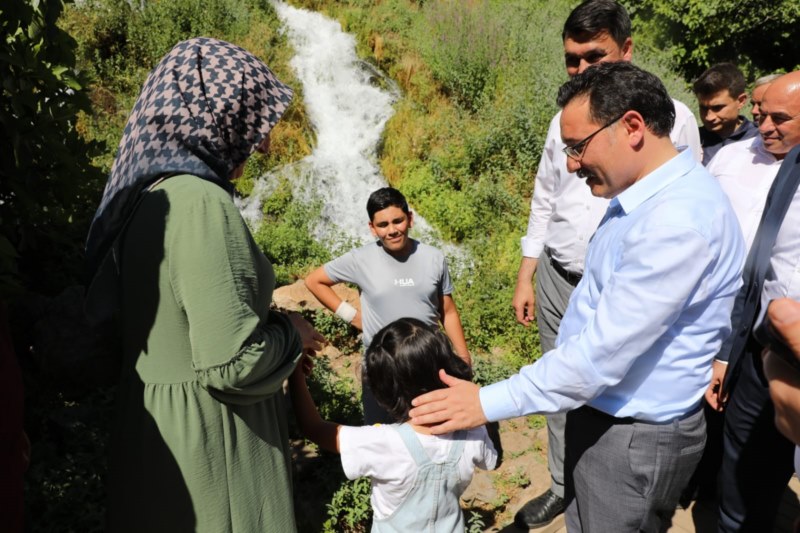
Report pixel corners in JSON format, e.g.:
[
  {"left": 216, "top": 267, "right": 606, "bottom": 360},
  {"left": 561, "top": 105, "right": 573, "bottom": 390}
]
[
  {"left": 705, "top": 71, "right": 800, "bottom": 533},
  {"left": 510, "top": 1, "right": 701, "bottom": 527},
  {"left": 708, "top": 134, "right": 783, "bottom": 251}
]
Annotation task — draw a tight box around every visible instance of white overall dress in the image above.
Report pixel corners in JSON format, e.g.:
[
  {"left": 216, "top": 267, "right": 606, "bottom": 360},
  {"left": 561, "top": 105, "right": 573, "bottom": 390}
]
[{"left": 371, "top": 424, "right": 467, "bottom": 532}]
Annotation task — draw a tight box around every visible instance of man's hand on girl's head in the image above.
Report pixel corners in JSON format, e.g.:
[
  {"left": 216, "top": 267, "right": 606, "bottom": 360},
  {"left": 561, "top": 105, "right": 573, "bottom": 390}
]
[{"left": 408, "top": 369, "right": 487, "bottom": 434}]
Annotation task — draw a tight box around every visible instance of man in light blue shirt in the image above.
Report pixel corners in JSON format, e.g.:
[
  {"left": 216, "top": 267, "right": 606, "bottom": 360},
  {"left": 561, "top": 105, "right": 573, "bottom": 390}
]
[{"left": 409, "top": 62, "right": 745, "bottom": 531}]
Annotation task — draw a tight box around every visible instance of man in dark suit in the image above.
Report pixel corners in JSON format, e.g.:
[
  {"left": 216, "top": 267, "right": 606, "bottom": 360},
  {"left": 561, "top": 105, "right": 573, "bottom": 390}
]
[{"left": 705, "top": 70, "right": 800, "bottom": 532}]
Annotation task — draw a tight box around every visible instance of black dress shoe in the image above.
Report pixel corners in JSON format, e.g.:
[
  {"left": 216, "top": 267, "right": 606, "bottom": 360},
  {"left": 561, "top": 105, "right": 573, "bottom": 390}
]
[{"left": 514, "top": 489, "right": 566, "bottom": 529}]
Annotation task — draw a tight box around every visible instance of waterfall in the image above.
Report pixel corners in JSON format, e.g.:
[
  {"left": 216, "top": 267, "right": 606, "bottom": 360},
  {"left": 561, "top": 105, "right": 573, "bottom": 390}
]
[{"left": 239, "top": 0, "right": 455, "bottom": 256}]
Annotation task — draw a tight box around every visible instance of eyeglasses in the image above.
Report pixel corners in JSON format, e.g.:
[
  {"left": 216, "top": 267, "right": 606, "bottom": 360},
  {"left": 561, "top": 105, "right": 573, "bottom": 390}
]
[{"left": 562, "top": 112, "right": 626, "bottom": 161}]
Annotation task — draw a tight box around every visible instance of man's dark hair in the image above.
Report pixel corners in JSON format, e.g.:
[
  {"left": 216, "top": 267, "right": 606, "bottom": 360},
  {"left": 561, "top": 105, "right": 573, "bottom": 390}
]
[
  {"left": 692, "top": 63, "right": 746, "bottom": 98},
  {"left": 366, "top": 187, "right": 409, "bottom": 220},
  {"left": 557, "top": 62, "right": 675, "bottom": 137},
  {"left": 365, "top": 317, "right": 472, "bottom": 422},
  {"left": 562, "top": 0, "right": 631, "bottom": 48}
]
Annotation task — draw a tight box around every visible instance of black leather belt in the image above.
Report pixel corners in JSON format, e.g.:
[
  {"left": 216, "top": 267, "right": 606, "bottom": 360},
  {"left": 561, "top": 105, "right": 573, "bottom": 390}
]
[
  {"left": 580, "top": 403, "right": 703, "bottom": 425},
  {"left": 544, "top": 247, "right": 582, "bottom": 287}
]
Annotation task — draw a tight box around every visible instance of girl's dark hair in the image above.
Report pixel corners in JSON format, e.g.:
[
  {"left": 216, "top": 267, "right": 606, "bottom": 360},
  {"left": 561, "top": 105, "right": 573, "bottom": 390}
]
[{"left": 364, "top": 317, "right": 472, "bottom": 422}]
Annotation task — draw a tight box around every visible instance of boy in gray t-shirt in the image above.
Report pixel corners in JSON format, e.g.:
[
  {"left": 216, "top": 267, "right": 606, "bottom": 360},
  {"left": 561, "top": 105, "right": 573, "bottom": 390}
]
[{"left": 305, "top": 187, "right": 469, "bottom": 423}]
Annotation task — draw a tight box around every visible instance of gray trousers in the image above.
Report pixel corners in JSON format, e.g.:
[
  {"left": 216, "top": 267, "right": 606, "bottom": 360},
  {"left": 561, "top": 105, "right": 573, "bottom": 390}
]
[
  {"left": 535, "top": 250, "right": 576, "bottom": 498},
  {"left": 564, "top": 406, "right": 706, "bottom": 532}
]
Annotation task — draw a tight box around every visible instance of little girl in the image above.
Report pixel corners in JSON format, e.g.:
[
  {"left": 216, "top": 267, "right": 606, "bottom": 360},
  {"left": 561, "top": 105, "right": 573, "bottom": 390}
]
[{"left": 290, "top": 317, "right": 498, "bottom": 532}]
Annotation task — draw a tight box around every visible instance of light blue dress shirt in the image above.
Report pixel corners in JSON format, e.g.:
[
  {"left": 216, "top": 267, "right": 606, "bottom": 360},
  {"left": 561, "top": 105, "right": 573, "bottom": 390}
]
[{"left": 482, "top": 149, "right": 745, "bottom": 422}]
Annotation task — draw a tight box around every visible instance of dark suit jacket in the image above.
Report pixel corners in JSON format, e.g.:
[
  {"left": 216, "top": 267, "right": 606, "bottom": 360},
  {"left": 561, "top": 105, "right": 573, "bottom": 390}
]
[{"left": 720, "top": 144, "right": 800, "bottom": 394}]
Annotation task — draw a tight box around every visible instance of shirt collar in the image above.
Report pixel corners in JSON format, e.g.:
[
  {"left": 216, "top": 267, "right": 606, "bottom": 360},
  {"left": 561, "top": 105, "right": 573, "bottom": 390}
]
[
  {"left": 747, "top": 135, "right": 779, "bottom": 161},
  {"left": 611, "top": 148, "right": 696, "bottom": 215}
]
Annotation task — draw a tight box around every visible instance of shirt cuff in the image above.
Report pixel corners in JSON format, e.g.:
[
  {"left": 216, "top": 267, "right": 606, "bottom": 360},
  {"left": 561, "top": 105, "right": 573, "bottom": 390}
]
[
  {"left": 479, "top": 380, "right": 524, "bottom": 422},
  {"left": 713, "top": 358, "right": 729, "bottom": 365},
  {"left": 521, "top": 236, "right": 544, "bottom": 259}
]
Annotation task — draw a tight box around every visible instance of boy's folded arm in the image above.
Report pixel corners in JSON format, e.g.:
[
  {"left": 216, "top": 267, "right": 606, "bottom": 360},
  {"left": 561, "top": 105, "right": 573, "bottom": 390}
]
[
  {"left": 305, "top": 267, "right": 343, "bottom": 313},
  {"left": 305, "top": 266, "right": 362, "bottom": 330},
  {"left": 441, "top": 295, "right": 470, "bottom": 366},
  {"left": 289, "top": 368, "right": 342, "bottom": 454}
]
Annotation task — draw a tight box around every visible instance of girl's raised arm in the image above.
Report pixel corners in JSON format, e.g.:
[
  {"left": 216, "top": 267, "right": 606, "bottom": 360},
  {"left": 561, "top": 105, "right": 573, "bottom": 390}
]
[{"left": 289, "top": 364, "right": 342, "bottom": 453}]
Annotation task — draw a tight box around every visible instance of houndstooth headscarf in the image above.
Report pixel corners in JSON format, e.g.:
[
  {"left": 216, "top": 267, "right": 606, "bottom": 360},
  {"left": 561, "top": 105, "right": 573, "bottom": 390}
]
[{"left": 84, "top": 37, "right": 293, "bottom": 279}]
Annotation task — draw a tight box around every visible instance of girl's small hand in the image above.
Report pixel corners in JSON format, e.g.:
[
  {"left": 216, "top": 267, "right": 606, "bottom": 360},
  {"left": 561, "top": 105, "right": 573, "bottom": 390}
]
[
  {"left": 301, "top": 353, "right": 314, "bottom": 376},
  {"left": 291, "top": 358, "right": 308, "bottom": 383}
]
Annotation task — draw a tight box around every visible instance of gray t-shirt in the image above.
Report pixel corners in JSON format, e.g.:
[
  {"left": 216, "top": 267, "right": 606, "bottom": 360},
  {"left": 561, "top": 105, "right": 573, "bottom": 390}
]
[{"left": 324, "top": 240, "right": 454, "bottom": 348}]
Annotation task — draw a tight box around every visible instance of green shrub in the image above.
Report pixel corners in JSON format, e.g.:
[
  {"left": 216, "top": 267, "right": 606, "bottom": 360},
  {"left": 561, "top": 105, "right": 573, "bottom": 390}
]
[
  {"left": 417, "top": 0, "right": 506, "bottom": 112},
  {"left": 24, "top": 384, "right": 115, "bottom": 533},
  {"left": 628, "top": 0, "right": 800, "bottom": 79},
  {"left": 1, "top": 0, "right": 106, "bottom": 297},
  {"left": 311, "top": 308, "right": 361, "bottom": 355},
  {"left": 472, "top": 353, "right": 519, "bottom": 387},
  {"left": 307, "top": 355, "right": 363, "bottom": 426},
  {"left": 323, "top": 476, "right": 372, "bottom": 533},
  {"left": 127, "top": 0, "right": 253, "bottom": 68},
  {"left": 251, "top": 192, "right": 332, "bottom": 286}
]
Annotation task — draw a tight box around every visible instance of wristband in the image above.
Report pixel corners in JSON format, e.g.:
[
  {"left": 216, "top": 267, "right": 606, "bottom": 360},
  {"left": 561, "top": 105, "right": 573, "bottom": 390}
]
[{"left": 335, "top": 301, "right": 357, "bottom": 323}]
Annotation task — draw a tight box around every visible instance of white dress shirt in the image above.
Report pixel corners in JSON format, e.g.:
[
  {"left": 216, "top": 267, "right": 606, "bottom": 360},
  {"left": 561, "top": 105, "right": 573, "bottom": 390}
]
[
  {"left": 483, "top": 149, "right": 745, "bottom": 422},
  {"left": 521, "top": 99, "right": 702, "bottom": 274},
  {"left": 761, "top": 181, "right": 800, "bottom": 311},
  {"left": 707, "top": 136, "right": 781, "bottom": 252}
]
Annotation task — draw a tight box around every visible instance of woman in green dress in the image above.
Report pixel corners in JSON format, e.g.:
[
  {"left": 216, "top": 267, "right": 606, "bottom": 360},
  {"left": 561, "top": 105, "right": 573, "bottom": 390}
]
[{"left": 84, "top": 37, "right": 323, "bottom": 532}]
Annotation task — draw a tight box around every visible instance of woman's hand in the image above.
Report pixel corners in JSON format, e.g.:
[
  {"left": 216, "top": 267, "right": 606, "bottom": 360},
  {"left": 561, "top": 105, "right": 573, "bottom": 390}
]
[{"left": 288, "top": 312, "right": 326, "bottom": 355}]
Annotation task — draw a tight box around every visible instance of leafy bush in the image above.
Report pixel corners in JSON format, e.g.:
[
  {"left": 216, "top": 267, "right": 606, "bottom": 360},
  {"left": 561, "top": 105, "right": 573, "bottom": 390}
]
[
  {"left": 251, "top": 183, "right": 332, "bottom": 286},
  {"left": 628, "top": 0, "right": 800, "bottom": 79},
  {"left": 417, "top": 0, "right": 506, "bottom": 112},
  {"left": 1, "top": 0, "right": 105, "bottom": 297},
  {"left": 472, "top": 352, "right": 520, "bottom": 387},
  {"left": 323, "top": 477, "right": 373, "bottom": 533},
  {"left": 306, "top": 353, "right": 363, "bottom": 425},
  {"left": 311, "top": 308, "right": 361, "bottom": 355},
  {"left": 24, "top": 383, "right": 114, "bottom": 533},
  {"left": 127, "top": 0, "right": 253, "bottom": 67}
]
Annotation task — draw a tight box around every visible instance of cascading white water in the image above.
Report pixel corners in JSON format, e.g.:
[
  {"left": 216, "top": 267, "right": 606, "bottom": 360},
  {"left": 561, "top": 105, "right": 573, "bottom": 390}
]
[{"left": 239, "top": 0, "right": 450, "bottom": 253}]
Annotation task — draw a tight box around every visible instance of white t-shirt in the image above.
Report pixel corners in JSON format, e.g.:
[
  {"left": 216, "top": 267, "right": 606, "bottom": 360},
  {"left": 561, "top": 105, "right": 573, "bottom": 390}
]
[
  {"left": 706, "top": 136, "right": 781, "bottom": 252},
  {"left": 339, "top": 423, "right": 497, "bottom": 519},
  {"left": 761, "top": 181, "right": 800, "bottom": 314}
]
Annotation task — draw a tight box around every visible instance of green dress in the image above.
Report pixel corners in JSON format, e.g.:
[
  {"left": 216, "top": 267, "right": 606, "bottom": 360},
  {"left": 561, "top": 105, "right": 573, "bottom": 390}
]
[{"left": 107, "top": 175, "right": 302, "bottom": 532}]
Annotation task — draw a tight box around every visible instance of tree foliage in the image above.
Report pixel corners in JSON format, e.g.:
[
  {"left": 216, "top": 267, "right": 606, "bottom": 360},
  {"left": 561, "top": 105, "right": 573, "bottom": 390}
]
[
  {"left": 628, "top": 0, "right": 800, "bottom": 79},
  {"left": 0, "top": 0, "right": 104, "bottom": 298}
]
